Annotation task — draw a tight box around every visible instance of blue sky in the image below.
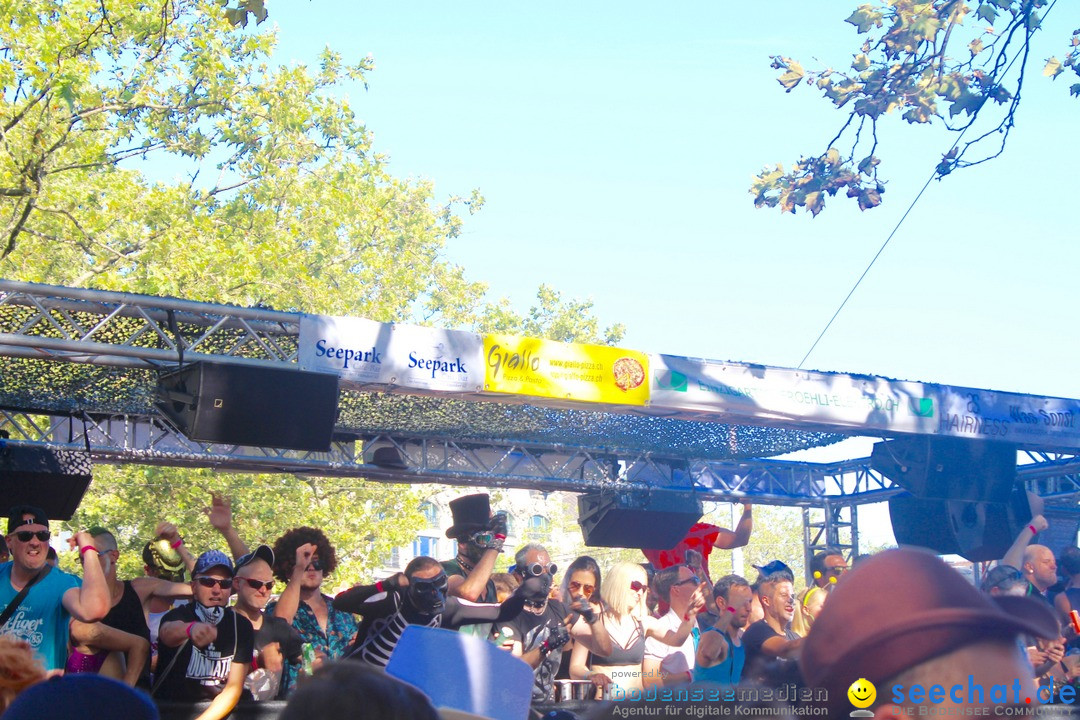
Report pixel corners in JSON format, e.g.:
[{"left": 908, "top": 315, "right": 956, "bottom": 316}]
[
  {"left": 266, "top": 1, "right": 1078, "bottom": 405},
  {"left": 261, "top": 2, "right": 1079, "bottom": 547}
]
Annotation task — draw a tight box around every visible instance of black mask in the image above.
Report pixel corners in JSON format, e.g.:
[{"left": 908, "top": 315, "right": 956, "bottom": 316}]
[{"left": 407, "top": 571, "right": 448, "bottom": 615}]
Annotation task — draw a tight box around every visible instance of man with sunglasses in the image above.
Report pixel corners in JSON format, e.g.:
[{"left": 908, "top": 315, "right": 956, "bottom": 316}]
[
  {"left": 0, "top": 504, "right": 109, "bottom": 671},
  {"left": 232, "top": 545, "right": 302, "bottom": 700},
  {"left": 496, "top": 543, "right": 611, "bottom": 703},
  {"left": 643, "top": 564, "right": 708, "bottom": 688},
  {"left": 156, "top": 550, "right": 254, "bottom": 720},
  {"left": 793, "top": 547, "right": 847, "bottom": 634},
  {"left": 440, "top": 493, "right": 507, "bottom": 640}
]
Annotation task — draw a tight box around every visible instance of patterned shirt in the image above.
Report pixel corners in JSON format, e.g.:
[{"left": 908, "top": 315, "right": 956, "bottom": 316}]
[{"left": 266, "top": 594, "right": 358, "bottom": 697}]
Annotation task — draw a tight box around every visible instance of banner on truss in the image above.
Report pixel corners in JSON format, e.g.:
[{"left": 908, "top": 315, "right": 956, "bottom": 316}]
[
  {"left": 649, "top": 355, "right": 1080, "bottom": 449},
  {"left": 483, "top": 333, "right": 650, "bottom": 406},
  {"left": 298, "top": 315, "right": 484, "bottom": 392}
]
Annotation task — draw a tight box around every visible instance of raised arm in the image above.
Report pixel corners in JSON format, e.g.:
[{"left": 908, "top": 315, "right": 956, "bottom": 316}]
[
  {"left": 1001, "top": 514, "right": 1047, "bottom": 570},
  {"left": 273, "top": 543, "right": 315, "bottom": 625},
  {"left": 205, "top": 493, "right": 250, "bottom": 560},
  {"left": 155, "top": 522, "right": 197, "bottom": 573},
  {"left": 62, "top": 531, "right": 110, "bottom": 622},
  {"left": 712, "top": 502, "right": 753, "bottom": 550}
]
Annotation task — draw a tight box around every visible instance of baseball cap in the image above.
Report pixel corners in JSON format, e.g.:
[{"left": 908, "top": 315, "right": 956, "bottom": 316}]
[
  {"left": 193, "top": 549, "right": 234, "bottom": 577},
  {"left": 235, "top": 544, "right": 274, "bottom": 572},
  {"left": 801, "top": 548, "right": 1059, "bottom": 714},
  {"left": 7, "top": 504, "right": 49, "bottom": 534}
]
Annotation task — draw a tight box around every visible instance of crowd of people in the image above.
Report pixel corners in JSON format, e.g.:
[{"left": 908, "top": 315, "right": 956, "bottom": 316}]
[{"left": 1, "top": 492, "right": 1080, "bottom": 719}]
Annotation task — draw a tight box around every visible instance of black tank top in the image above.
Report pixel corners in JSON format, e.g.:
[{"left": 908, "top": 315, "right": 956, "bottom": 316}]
[
  {"left": 103, "top": 580, "right": 151, "bottom": 643},
  {"left": 102, "top": 581, "right": 152, "bottom": 686}
]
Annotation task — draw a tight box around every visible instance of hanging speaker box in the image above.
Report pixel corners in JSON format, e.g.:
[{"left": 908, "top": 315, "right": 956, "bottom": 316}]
[
  {"left": 0, "top": 443, "right": 93, "bottom": 520},
  {"left": 156, "top": 362, "right": 339, "bottom": 452}
]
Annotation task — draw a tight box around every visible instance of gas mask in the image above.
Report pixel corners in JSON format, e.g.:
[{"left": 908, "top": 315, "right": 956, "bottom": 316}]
[{"left": 407, "top": 571, "right": 449, "bottom": 615}]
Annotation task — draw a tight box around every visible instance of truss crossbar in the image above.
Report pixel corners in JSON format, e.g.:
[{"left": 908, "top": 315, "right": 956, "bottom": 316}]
[{"left": 3, "top": 410, "right": 1078, "bottom": 509}]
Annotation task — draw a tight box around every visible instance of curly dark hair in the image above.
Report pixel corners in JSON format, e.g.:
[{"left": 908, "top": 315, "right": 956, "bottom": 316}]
[{"left": 272, "top": 526, "right": 339, "bottom": 583}]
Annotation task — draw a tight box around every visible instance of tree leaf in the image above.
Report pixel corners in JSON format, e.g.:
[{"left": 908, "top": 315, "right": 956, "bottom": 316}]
[
  {"left": 777, "top": 61, "right": 805, "bottom": 92},
  {"left": 846, "top": 6, "right": 884, "bottom": 33},
  {"left": 1044, "top": 57, "right": 1064, "bottom": 79},
  {"left": 976, "top": 4, "right": 998, "bottom": 23}
]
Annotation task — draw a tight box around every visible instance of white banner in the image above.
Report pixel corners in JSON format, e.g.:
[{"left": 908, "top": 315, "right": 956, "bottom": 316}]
[
  {"left": 649, "top": 354, "right": 1080, "bottom": 449},
  {"left": 299, "top": 315, "right": 484, "bottom": 392}
]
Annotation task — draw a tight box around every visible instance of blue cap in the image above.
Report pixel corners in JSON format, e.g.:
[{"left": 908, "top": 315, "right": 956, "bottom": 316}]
[
  {"left": 3, "top": 674, "right": 159, "bottom": 720},
  {"left": 193, "top": 549, "right": 233, "bottom": 577}
]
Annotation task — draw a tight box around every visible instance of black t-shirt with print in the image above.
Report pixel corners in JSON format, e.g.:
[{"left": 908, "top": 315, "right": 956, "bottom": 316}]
[{"left": 155, "top": 603, "right": 255, "bottom": 701}]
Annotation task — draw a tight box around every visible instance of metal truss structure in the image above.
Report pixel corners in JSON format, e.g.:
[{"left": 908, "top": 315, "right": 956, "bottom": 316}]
[{"left": 3, "top": 279, "right": 1080, "bottom": 562}]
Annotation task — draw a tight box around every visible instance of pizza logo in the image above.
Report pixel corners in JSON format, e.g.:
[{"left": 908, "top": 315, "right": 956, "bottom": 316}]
[{"left": 613, "top": 357, "right": 645, "bottom": 392}]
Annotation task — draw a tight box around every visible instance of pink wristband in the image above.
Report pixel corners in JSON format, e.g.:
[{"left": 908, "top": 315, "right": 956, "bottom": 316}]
[
  {"left": 79, "top": 545, "right": 96, "bottom": 556},
  {"left": 170, "top": 538, "right": 183, "bottom": 549},
  {"left": 185, "top": 622, "right": 196, "bottom": 639},
  {"left": 1029, "top": 525, "right": 1038, "bottom": 535}
]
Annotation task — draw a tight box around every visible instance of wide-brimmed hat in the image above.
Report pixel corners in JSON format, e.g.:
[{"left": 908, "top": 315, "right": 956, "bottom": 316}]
[
  {"left": 801, "top": 547, "right": 1059, "bottom": 714},
  {"left": 445, "top": 494, "right": 491, "bottom": 539}
]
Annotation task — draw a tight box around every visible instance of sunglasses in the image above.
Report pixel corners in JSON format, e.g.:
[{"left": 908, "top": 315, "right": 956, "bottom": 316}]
[
  {"left": 195, "top": 576, "right": 233, "bottom": 590},
  {"left": 673, "top": 575, "right": 701, "bottom": 588},
  {"left": 568, "top": 581, "right": 595, "bottom": 597},
  {"left": 306, "top": 558, "right": 323, "bottom": 572},
  {"left": 236, "top": 577, "right": 275, "bottom": 591},
  {"left": 523, "top": 597, "right": 548, "bottom": 609},
  {"left": 825, "top": 566, "right": 848, "bottom": 575},
  {"left": 14, "top": 530, "right": 51, "bottom": 542},
  {"left": 522, "top": 562, "right": 558, "bottom": 577},
  {"left": 630, "top": 580, "right": 649, "bottom": 593}
]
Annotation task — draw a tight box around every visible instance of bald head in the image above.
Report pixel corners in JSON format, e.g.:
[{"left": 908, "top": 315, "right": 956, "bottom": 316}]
[{"left": 1023, "top": 544, "right": 1057, "bottom": 592}]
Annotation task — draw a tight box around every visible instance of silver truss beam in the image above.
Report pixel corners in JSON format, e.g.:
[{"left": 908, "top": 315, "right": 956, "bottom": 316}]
[
  {"left": 0, "top": 280, "right": 301, "bottom": 369},
  {"left": 5, "top": 280, "right": 1080, "bottom": 512}
]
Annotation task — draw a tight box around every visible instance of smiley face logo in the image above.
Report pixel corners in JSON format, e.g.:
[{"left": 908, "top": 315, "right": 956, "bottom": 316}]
[{"left": 847, "top": 678, "right": 876, "bottom": 709}]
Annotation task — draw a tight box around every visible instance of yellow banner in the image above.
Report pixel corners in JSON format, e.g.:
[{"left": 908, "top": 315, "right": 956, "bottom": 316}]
[{"left": 483, "top": 334, "right": 649, "bottom": 406}]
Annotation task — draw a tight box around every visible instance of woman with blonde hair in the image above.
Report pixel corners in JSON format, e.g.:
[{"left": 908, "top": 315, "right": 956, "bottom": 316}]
[{"left": 569, "top": 562, "right": 701, "bottom": 693}]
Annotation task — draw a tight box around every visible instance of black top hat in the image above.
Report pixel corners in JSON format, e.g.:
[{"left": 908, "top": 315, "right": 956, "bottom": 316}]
[{"left": 445, "top": 493, "right": 491, "bottom": 539}]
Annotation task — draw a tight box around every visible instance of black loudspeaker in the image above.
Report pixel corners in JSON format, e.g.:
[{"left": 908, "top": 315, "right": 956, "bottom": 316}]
[
  {"left": 578, "top": 492, "right": 702, "bottom": 549},
  {"left": 156, "top": 362, "right": 339, "bottom": 452},
  {"left": 888, "top": 487, "right": 1032, "bottom": 562},
  {"left": 0, "top": 443, "right": 93, "bottom": 520},
  {"left": 871, "top": 437, "right": 1018, "bottom": 502}
]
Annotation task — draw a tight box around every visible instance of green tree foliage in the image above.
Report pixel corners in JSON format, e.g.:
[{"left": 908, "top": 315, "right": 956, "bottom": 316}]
[
  {"left": 3, "top": 0, "right": 622, "bottom": 582},
  {"left": 751, "top": 0, "right": 1078, "bottom": 216}
]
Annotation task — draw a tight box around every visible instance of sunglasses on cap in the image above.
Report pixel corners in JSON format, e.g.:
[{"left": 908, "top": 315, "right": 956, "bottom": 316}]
[
  {"left": 568, "top": 580, "right": 595, "bottom": 597},
  {"left": 630, "top": 580, "right": 648, "bottom": 592},
  {"left": 13, "top": 530, "right": 50, "bottom": 542},
  {"left": 522, "top": 562, "right": 557, "bottom": 577},
  {"left": 236, "top": 577, "right": 275, "bottom": 591},
  {"left": 195, "top": 576, "right": 233, "bottom": 590}
]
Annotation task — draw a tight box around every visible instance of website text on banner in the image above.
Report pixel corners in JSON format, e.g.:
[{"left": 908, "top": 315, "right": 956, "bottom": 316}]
[{"left": 483, "top": 334, "right": 649, "bottom": 407}]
